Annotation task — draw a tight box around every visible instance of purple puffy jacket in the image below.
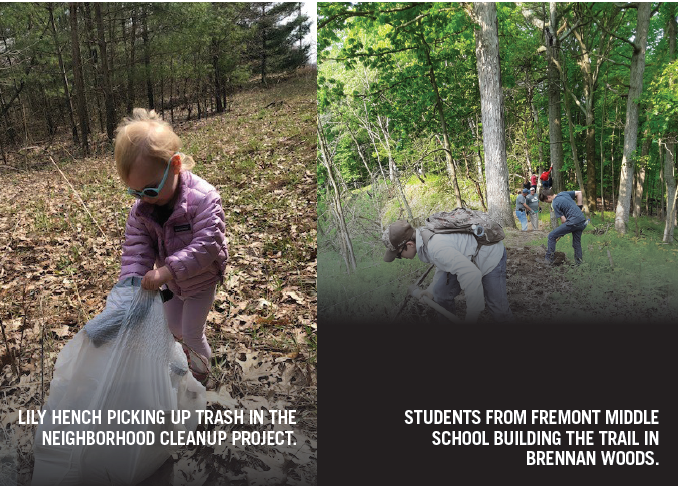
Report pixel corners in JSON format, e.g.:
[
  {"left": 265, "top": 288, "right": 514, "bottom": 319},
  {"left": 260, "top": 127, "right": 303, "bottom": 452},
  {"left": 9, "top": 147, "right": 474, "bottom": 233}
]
[{"left": 119, "top": 171, "right": 228, "bottom": 297}]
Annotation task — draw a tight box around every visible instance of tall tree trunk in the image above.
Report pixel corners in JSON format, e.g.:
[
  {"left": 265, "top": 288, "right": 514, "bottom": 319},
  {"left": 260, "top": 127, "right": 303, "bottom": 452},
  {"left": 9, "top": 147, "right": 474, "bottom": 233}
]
[
  {"left": 563, "top": 74, "right": 590, "bottom": 216},
  {"left": 83, "top": 3, "right": 103, "bottom": 134},
  {"left": 318, "top": 118, "right": 357, "bottom": 273},
  {"left": 585, "top": 109, "right": 597, "bottom": 211},
  {"left": 547, "top": 2, "right": 565, "bottom": 194},
  {"left": 127, "top": 7, "right": 138, "bottom": 115},
  {"left": 419, "top": 29, "right": 462, "bottom": 207},
  {"left": 94, "top": 3, "right": 115, "bottom": 140},
  {"left": 261, "top": 4, "right": 267, "bottom": 85},
  {"left": 48, "top": 4, "right": 78, "bottom": 144},
  {"left": 634, "top": 137, "right": 649, "bottom": 218},
  {"left": 600, "top": 72, "right": 608, "bottom": 219},
  {"left": 473, "top": 2, "right": 514, "bottom": 228},
  {"left": 530, "top": 99, "right": 545, "bottom": 170},
  {"left": 212, "top": 38, "right": 224, "bottom": 113},
  {"left": 70, "top": 3, "right": 89, "bottom": 155},
  {"left": 659, "top": 155, "right": 665, "bottom": 219},
  {"left": 664, "top": 4, "right": 677, "bottom": 243},
  {"left": 615, "top": 3, "right": 651, "bottom": 233},
  {"left": 612, "top": 102, "right": 618, "bottom": 211},
  {"left": 142, "top": 5, "right": 154, "bottom": 109},
  {"left": 473, "top": 114, "right": 487, "bottom": 203}
]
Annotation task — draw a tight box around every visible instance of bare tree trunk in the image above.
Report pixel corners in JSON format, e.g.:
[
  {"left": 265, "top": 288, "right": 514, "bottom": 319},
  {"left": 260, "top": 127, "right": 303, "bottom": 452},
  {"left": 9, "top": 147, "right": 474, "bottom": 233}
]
[
  {"left": 473, "top": 2, "right": 514, "bottom": 228},
  {"left": 530, "top": 99, "right": 545, "bottom": 170},
  {"left": 212, "top": 38, "right": 224, "bottom": 113},
  {"left": 473, "top": 114, "right": 487, "bottom": 203},
  {"left": 318, "top": 117, "right": 357, "bottom": 273},
  {"left": 419, "top": 30, "right": 462, "bottom": 207},
  {"left": 659, "top": 154, "right": 665, "bottom": 219},
  {"left": 612, "top": 102, "right": 618, "bottom": 211},
  {"left": 94, "top": 3, "right": 115, "bottom": 140},
  {"left": 48, "top": 4, "right": 79, "bottom": 145},
  {"left": 615, "top": 3, "right": 651, "bottom": 233},
  {"left": 547, "top": 2, "right": 565, "bottom": 194},
  {"left": 260, "top": 4, "right": 267, "bottom": 85},
  {"left": 83, "top": 3, "right": 103, "bottom": 134},
  {"left": 70, "top": 3, "right": 89, "bottom": 155},
  {"left": 634, "top": 137, "right": 649, "bottom": 218},
  {"left": 601, "top": 72, "right": 608, "bottom": 219},
  {"left": 127, "top": 7, "right": 138, "bottom": 115},
  {"left": 142, "top": 5, "right": 154, "bottom": 109},
  {"left": 563, "top": 76, "right": 590, "bottom": 216},
  {"left": 664, "top": 5, "right": 677, "bottom": 243}
]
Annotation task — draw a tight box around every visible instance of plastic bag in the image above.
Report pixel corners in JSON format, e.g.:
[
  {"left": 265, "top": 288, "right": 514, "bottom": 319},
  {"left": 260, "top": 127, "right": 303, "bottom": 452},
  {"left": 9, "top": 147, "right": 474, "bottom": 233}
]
[{"left": 31, "top": 278, "right": 206, "bottom": 486}]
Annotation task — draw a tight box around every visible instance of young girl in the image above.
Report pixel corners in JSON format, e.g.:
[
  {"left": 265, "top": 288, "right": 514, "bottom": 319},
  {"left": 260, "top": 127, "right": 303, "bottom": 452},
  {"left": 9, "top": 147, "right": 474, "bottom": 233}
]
[{"left": 114, "top": 108, "right": 228, "bottom": 383}]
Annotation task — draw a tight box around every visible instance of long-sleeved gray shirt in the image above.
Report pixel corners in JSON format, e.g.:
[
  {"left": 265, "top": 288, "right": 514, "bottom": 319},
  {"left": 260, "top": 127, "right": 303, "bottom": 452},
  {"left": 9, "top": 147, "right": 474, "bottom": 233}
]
[{"left": 415, "top": 229, "right": 504, "bottom": 322}]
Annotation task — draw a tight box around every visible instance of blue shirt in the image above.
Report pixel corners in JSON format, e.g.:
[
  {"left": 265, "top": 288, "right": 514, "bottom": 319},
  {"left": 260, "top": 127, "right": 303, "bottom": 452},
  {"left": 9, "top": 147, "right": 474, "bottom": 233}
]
[
  {"left": 516, "top": 194, "right": 527, "bottom": 211},
  {"left": 552, "top": 191, "right": 585, "bottom": 225}
]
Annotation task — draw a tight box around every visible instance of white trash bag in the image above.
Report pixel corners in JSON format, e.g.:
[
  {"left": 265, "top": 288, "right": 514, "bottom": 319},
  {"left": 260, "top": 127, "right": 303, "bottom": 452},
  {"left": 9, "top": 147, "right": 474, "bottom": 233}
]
[{"left": 32, "top": 278, "right": 206, "bottom": 486}]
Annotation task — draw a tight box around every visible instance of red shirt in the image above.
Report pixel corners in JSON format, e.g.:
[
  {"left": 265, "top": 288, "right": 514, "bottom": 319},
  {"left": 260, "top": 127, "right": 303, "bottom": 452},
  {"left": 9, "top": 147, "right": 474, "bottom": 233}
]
[
  {"left": 540, "top": 167, "right": 553, "bottom": 181},
  {"left": 531, "top": 174, "right": 537, "bottom": 185}
]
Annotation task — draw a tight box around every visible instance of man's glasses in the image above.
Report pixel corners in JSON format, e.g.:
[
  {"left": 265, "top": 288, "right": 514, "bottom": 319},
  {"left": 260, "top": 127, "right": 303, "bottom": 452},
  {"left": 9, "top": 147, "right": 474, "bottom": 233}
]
[
  {"left": 127, "top": 156, "right": 172, "bottom": 199},
  {"left": 396, "top": 246, "right": 405, "bottom": 259}
]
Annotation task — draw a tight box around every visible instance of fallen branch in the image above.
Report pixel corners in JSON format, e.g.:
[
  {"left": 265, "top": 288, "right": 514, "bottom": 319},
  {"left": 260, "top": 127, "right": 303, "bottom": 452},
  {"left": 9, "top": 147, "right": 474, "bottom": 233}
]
[{"left": 49, "top": 156, "right": 109, "bottom": 243}]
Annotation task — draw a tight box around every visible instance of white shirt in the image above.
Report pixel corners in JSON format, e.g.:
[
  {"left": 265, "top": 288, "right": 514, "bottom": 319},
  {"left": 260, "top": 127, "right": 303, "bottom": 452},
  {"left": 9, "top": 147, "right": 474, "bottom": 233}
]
[{"left": 416, "top": 229, "right": 505, "bottom": 323}]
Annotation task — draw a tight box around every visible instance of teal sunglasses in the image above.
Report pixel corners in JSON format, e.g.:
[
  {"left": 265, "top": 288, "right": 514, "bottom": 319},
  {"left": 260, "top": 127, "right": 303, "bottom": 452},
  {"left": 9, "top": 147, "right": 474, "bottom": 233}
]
[{"left": 127, "top": 155, "right": 173, "bottom": 199}]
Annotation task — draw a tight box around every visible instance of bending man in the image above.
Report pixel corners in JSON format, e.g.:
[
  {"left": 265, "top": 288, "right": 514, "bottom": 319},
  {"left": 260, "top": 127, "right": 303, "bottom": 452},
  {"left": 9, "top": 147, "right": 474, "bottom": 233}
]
[{"left": 382, "top": 220, "right": 514, "bottom": 323}]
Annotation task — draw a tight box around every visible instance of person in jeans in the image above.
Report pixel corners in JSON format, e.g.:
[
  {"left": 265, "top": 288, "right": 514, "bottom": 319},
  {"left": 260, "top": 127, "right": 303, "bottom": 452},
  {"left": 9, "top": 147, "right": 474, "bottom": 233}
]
[
  {"left": 539, "top": 189, "right": 587, "bottom": 265},
  {"left": 526, "top": 187, "right": 540, "bottom": 230},
  {"left": 516, "top": 189, "right": 530, "bottom": 231},
  {"left": 382, "top": 220, "right": 514, "bottom": 323}
]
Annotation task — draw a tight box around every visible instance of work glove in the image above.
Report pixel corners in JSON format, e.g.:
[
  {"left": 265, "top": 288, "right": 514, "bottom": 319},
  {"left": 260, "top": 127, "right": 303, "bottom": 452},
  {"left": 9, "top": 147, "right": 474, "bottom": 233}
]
[
  {"left": 409, "top": 285, "right": 434, "bottom": 303},
  {"left": 420, "top": 288, "right": 435, "bottom": 302}
]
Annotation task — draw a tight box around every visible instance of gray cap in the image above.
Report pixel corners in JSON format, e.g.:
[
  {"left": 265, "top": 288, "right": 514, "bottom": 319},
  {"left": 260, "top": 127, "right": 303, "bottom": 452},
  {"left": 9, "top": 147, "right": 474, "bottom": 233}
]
[{"left": 382, "top": 220, "right": 415, "bottom": 262}]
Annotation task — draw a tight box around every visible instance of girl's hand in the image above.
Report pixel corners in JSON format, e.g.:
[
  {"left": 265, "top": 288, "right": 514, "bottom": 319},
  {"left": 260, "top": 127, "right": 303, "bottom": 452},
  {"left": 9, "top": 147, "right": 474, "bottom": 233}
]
[{"left": 141, "top": 267, "right": 173, "bottom": 290}]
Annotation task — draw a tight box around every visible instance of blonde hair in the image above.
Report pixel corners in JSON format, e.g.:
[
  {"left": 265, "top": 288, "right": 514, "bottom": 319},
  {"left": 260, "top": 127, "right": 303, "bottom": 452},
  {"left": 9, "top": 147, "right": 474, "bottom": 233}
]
[{"left": 114, "top": 108, "right": 195, "bottom": 180}]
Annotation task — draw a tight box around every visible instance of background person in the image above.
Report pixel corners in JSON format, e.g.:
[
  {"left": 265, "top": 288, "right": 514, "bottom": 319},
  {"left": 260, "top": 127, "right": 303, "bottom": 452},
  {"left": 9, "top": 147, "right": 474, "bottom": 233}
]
[
  {"left": 516, "top": 188, "right": 530, "bottom": 231},
  {"left": 539, "top": 189, "right": 587, "bottom": 265},
  {"left": 540, "top": 165, "right": 553, "bottom": 190},
  {"left": 526, "top": 187, "right": 540, "bottom": 230}
]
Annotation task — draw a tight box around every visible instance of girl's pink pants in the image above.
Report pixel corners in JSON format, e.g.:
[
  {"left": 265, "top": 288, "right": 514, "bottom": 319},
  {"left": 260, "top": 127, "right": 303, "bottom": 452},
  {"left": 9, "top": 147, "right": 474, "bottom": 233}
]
[{"left": 162, "top": 284, "right": 216, "bottom": 359}]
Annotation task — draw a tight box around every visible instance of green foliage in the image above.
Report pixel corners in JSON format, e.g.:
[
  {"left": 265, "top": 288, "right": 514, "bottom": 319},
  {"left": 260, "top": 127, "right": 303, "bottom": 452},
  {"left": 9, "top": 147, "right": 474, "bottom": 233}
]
[{"left": 644, "top": 60, "right": 678, "bottom": 137}]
